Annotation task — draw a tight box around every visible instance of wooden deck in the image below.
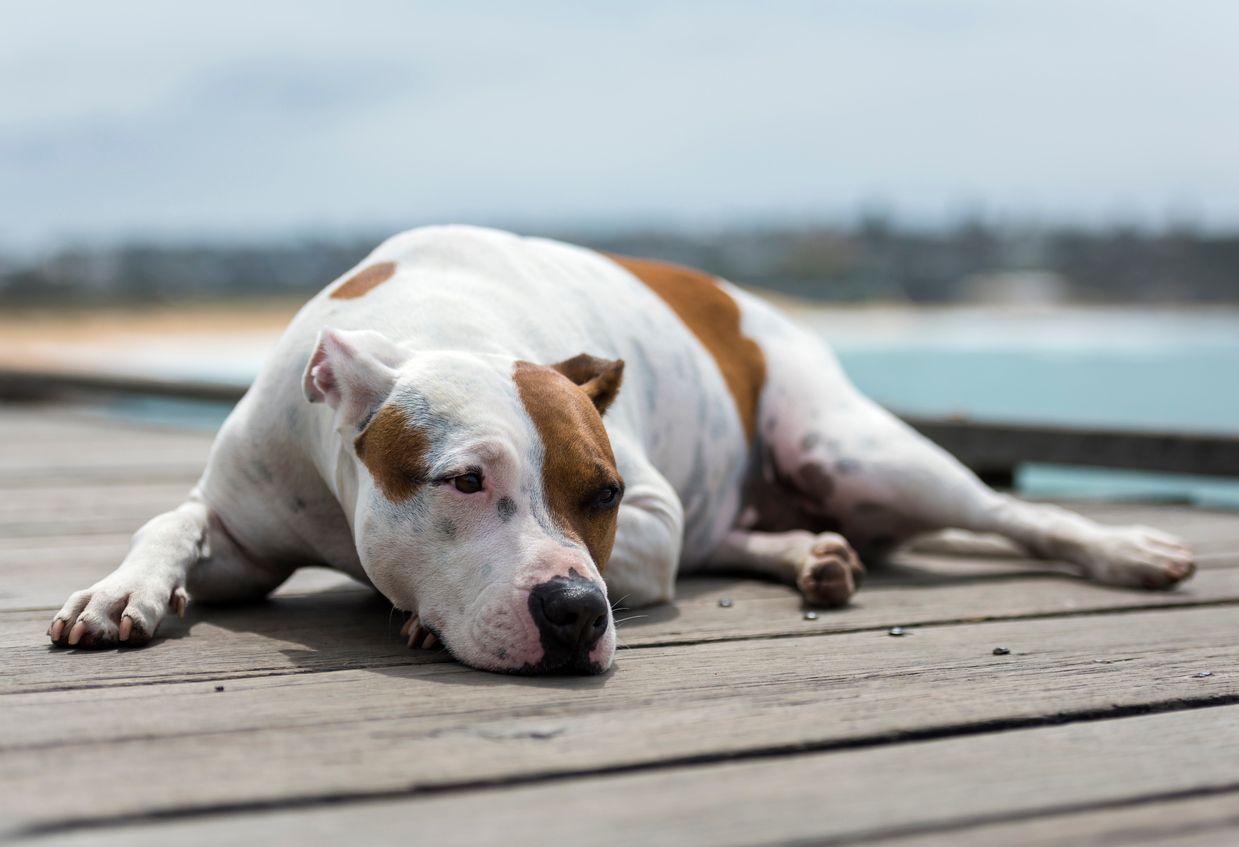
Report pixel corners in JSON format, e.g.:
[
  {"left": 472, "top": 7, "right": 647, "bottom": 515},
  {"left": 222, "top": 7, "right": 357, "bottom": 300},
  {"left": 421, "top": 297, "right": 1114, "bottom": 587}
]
[{"left": 2, "top": 404, "right": 1238, "bottom": 845}]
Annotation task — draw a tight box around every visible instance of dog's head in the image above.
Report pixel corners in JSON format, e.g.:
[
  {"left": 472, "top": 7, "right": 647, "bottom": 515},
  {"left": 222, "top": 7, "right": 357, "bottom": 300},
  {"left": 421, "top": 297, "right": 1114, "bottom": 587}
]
[{"left": 303, "top": 328, "right": 624, "bottom": 674}]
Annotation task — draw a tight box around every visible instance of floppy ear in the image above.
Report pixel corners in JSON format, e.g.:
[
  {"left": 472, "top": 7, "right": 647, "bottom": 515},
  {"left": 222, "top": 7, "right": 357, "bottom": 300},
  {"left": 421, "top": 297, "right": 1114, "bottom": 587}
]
[
  {"left": 302, "top": 328, "right": 407, "bottom": 426},
  {"left": 550, "top": 353, "right": 625, "bottom": 415}
]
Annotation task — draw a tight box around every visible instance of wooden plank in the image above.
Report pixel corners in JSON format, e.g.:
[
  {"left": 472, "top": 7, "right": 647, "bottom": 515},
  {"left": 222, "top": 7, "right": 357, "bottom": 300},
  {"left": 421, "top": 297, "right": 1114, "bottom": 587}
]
[
  {"left": 1, "top": 606, "right": 1235, "bottom": 833},
  {"left": 11, "top": 687, "right": 1239, "bottom": 842},
  {"left": 0, "top": 482, "right": 191, "bottom": 538},
  {"left": 0, "top": 409, "right": 209, "bottom": 486},
  {"left": 5, "top": 565, "right": 1239, "bottom": 689},
  {"left": 0, "top": 405, "right": 214, "bottom": 446},
  {"left": 0, "top": 555, "right": 359, "bottom": 614},
  {"left": 0, "top": 444, "right": 208, "bottom": 475},
  {"left": 874, "top": 792, "right": 1239, "bottom": 847},
  {"left": 0, "top": 527, "right": 362, "bottom": 611},
  {"left": 0, "top": 464, "right": 202, "bottom": 487}
]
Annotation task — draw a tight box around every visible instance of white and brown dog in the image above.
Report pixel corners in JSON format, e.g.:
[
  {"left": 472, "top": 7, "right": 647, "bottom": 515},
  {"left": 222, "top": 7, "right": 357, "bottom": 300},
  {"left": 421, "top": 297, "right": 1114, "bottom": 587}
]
[{"left": 48, "top": 226, "right": 1195, "bottom": 673}]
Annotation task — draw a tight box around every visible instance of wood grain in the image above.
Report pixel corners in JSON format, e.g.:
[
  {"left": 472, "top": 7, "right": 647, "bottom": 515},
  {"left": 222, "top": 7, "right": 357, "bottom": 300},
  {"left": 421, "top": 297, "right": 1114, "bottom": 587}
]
[
  {"left": 21, "top": 704, "right": 1239, "bottom": 844},
  {"left": 2, "top": 606, "right": 1235, "bottom": 833},
  {"left": 5, "top": 566, "right": 1239, "bottom": 689},
  {"left": 875, "top": 791, "right": 1239, "bottom": 847},
  {"left": 3, "top": 406, "right": 1239, "bottom": 844}
]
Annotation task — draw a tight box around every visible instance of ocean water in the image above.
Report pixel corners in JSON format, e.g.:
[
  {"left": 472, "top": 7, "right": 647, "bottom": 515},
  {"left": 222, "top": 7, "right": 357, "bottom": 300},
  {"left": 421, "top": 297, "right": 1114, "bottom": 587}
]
[
  {"left": 98, "top": 305, "right": 1239, "bottom": 508},
  {"left": 804, "top": 306, "right": 1239, "bottom": 508}
]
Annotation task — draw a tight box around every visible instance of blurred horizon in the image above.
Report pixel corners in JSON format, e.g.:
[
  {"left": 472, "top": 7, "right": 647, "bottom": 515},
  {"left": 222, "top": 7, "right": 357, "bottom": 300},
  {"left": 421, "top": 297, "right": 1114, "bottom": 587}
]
[
  {"left": 6, "top": 0, "right": 1239, "bottom": 256},
  {"left": 5, "top": 217, "right": 1239, "bottom": 306}
]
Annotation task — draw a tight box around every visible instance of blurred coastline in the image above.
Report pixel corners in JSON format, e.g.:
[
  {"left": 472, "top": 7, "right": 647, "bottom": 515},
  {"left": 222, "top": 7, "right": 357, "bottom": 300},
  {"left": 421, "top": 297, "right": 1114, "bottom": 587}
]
[{"left": 4, "top": 220, "right": 1238, "bottom": 308}]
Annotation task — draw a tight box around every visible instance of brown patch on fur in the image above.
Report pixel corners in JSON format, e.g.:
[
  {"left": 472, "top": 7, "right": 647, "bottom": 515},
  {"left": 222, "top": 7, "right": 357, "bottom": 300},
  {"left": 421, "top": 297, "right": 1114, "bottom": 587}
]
[
  {"left": 513, "top": 361, "right": 623, "bottom": 568},
  {"left": 354, "top": 404, "right": 431, "bottom": 501},
  {"left": 604, "top": 253, "right": 766, "bottom": 441},
  {"left": 330, "top": 261, "right": 396, "bottom": 300}
]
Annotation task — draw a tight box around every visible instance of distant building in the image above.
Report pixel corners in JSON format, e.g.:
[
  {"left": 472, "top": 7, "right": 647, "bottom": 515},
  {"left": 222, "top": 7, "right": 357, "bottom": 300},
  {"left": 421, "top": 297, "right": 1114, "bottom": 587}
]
[{"left": 960, "top": 270, "right": 1071, "bottom": 306}]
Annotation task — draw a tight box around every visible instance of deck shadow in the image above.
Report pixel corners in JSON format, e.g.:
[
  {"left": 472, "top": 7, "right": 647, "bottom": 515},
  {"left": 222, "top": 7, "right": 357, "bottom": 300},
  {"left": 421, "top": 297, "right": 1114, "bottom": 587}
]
[{"left": 195, "top": 588, "right": 618, "bottom": 689}]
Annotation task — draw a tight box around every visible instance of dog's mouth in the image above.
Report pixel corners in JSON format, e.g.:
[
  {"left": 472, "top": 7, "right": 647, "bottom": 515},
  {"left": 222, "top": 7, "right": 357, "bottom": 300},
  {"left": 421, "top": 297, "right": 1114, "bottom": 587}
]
[
  {"left": 401, "top": 602, "right": 611, "bottom": 676},
  {"left": 507, "top": 653, "right": 609, "bottom": 676},
  {"left": 422, "top": 625, "right": 608, "bottom": 676}
]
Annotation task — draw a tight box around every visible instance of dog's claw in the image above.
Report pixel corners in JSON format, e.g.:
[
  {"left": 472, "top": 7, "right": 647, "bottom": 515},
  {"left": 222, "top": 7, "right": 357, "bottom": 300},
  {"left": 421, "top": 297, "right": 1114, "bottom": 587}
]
[
  {"left": 173, "top": 588, "right": 189, "bottom": 618},
  {"left": 50, "top": 581, "right": 184, "bottom": 650},
  {"left": 67, "top": 621, "right": 87, "bottom": 647},
  {"left": 403, "top": 615, "right": 437, "bottom": 650}
]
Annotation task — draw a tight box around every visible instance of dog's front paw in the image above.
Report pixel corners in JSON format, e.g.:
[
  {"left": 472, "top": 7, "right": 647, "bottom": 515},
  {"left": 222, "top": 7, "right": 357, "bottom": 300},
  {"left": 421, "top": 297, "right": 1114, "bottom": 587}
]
[
  {"left": 48, "top": 578, "right": 188, "bottom": 648},
  {"left": 400, "top": 615, "right": 440, "bottom": 650},
  {"left": 797, "top": 533, "right": 865, "bottom": 608},
  {"left": 1084, "top": 526, "right": 1195, "bottom": 590}
]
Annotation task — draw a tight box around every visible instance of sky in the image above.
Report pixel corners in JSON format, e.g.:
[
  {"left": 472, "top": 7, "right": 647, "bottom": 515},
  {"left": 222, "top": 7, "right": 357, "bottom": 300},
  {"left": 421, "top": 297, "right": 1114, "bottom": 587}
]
[{"left": 3, "top": 1, "right": 1239, "bottom": 249}]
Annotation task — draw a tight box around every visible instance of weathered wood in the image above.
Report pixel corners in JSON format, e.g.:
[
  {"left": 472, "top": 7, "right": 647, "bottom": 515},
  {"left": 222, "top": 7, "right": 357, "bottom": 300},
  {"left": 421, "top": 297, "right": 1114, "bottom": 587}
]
[
  {"left": 0, "top": 447, "right": 206, "bottom": 486},
  {"left": 2, "top": 606, "right": 1235, "bottom": 834},
  {"left": 0, "top": 460, "right": 203, "bottom": 485},
  {"left": 0, "top": 532, "right": 361, "bottom": 610},
  {"left": 5, "top": 565, "right": 1239, "bottom": 690},
  {"left": 0, "top": 483, "right": 191, "bottom": 538},
  {"left": 15, "top": 697, "right": 1239, "bottom": 843},
  {"left": 0, "top": 405, "right": 214, "bottom": 447},
  {"left": 875, "top": 792, "right": 1239, "bottom": 847},
  {"left": 3, "top": 401, "right": 1239, "bottom": 843},
  {"left": 907, "top": 415, "right": 1239, "bottom": 478}
]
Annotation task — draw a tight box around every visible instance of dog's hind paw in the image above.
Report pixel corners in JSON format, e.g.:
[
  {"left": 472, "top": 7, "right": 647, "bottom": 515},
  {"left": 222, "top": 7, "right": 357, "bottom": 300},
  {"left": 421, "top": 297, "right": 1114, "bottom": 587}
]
[
  {"left": 1083, "top": 526, "right": 1196, "bottom": 590},
  {"left": 797, "top": 533, "right": 865, "bottom": 608}
]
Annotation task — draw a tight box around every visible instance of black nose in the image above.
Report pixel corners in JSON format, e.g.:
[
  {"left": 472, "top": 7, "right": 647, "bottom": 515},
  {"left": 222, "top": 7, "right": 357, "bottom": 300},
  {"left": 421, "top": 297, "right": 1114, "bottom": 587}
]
[{"left": 528, "top": 574, "right": 609, "bottom": 668}]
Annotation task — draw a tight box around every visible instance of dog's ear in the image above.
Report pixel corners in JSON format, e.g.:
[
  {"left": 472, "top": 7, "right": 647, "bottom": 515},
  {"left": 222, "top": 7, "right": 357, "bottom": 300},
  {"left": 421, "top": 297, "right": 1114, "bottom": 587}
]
[
  {"left": 550, "top": 353, "right": 625, "bottom": 415},
  {"left": 303, "top": 328, "right": 407, "bottom": 426}
]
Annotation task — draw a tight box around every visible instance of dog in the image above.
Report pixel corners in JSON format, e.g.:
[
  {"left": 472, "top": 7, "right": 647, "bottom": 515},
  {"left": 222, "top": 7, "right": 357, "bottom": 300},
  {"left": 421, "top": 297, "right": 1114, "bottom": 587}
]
[{"left": 47, "top": 226, "right": 1196, "bottom": 673}]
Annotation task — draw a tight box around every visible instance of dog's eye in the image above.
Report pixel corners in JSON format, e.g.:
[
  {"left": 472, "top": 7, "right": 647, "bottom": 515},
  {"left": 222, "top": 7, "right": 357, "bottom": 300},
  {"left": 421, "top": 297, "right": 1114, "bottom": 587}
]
[
  {"left": 453, "top": 473, "right": 484, "bottom": 494},
  {"left": 593, "top": 483, "right": 622, "bottom": 509}
]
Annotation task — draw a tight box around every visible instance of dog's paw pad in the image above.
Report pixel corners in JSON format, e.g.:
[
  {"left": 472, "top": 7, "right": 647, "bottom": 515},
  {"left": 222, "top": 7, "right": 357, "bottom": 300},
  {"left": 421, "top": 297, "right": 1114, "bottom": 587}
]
[{"left": 797, "top": 534, "right": 862, "bottom": 608}]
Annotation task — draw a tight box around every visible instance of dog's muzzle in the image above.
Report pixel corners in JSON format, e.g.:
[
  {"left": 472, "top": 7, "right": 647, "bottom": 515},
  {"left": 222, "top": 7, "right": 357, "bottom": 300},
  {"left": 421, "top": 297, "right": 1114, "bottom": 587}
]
[{"left": 526, "top": 573, "right": 609, "bottom": 674}]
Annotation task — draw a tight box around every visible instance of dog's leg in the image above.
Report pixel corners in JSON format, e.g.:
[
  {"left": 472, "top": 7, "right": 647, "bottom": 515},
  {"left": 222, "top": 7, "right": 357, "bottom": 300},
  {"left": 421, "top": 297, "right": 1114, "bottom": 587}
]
[
  {"left": 49, "top": 495, "right": 208, "bottom": 647},
  {"left": 711, "top": 529, "right": 865, "bottom": 607},
  {"left": 749, "top": 307, "right": 1195, "bottom": 590},
  {"left": 602, "top": 449, "right": 684, "bottom": 609},
  {"left": 788, "top": 399, "right": 1193, "bottom": 589},
  {"left": 48, "top": 489, "right": 292, "bottom": 648},
  {"left": 869, "top": 433, "right": 1194, "bottom": 589}
]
